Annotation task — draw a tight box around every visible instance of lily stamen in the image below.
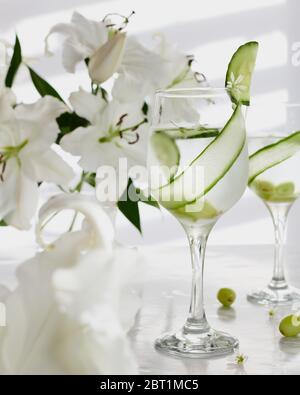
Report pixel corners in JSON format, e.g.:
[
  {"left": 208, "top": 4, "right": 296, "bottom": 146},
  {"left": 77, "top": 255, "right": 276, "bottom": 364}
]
[
  {"left": 116, "top": 113, "right": 128, "bottom": 128},
  {"left": 128, "top": 133, "right": 140, "bottom": 145},
  {"left": 0, "top": 154, "right": 6, "bottom": 182},
  {"left": 103, "top": 10, "right": 135, "bottom": 32}
]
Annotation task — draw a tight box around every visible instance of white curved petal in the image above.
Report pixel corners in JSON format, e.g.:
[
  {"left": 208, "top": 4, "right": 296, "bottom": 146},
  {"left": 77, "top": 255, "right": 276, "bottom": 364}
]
[
  {"left": 52, "top": 246, "right": 138, "bottom": 374},
  {"left": 71, "top": 12, "right": 108, "bottom": 54},
  {"left": 45, "top": 22, "right": 75, "bottom": 55},
  {"left": 0, "top": 89, "right": 16, "bottom": 122},
  {"left": 4, "top": 170, "right": 38, "bottom": 230},
  {"left": 0, "top": 196, "right": 140, "bottom": 374},
  {"left": 0, "top": 119, "right": 19, "bottom": 148},
  {"left": 0, "top": 231, "right": 88, "bottom": 373},
  {"left": 0, "top": 161, "right": 19, "bottom": 221},
  {"left": 69, "top": 89, "right": 105, "bottom": 123},
  {"left": 24, "top": 149, "right": 74, "bottom": 186},
  {"left": 61, "top": 37, "right": 88, "bottom": 73},
  {"left": 46, "top": 12, "right": 108, "bottom": 73},
  {"left": 15, "top": 96, "right": 67, "bottom": 124},
  {"left": 15, "top": 97, "right": 66, "bottom": 149},
  {"left": 61, "top": 126, "right": 102, "bottom": 172},
  {"left": 112, "top": 71, "right": 153, "bottom": 102},
  {"left": 113, "top": 37, "right": 166, "bottom": 101},
  {"left": 55, "top": 323, "right": 138, "bottom": 375}
]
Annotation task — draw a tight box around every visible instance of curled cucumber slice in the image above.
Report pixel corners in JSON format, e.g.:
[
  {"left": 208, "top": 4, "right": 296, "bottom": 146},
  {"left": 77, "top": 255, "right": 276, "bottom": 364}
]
[
  {"left": 156, "top": 105, "right": 246, "bottom": 210},
  {"left": 226, "top": 41, "right": 259, "bottom": 106},
  {"left": 249, "top": 131, "right": 300, "bottom": 184}
]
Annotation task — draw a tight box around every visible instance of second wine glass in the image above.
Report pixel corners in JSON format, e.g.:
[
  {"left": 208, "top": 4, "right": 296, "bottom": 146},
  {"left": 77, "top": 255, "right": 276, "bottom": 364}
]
[{"left": 247, "top": 102, "right": 300, "bottom": 305}]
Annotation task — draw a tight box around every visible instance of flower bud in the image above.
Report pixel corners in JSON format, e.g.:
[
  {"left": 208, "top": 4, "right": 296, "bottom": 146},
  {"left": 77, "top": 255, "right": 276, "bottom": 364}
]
[{"left": 88, "top": 33, "right": 127, "bottom": 84}]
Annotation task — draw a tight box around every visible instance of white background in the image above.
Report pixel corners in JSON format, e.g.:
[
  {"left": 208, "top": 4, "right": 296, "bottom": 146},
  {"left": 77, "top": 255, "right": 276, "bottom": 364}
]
[{"left": 1, "top": 0, "right": 300, "bottom": 248}]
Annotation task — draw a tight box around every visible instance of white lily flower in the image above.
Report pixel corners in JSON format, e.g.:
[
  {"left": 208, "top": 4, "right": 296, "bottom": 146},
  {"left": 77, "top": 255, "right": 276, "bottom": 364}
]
[
  {"left": 61, "top": 89, "right": 147, "bottom": 173},
  {"left": 0, "top": 194, "right": 139, "bottom": 374},
  {"left": 0, "top": 97, "right": 74, "bottom": 229},
  {"left": 46, "top": 12, "right": 166, "bottom": 101},
  {"left": 45, "top": 11, "right": 108, "bottom": 73}
]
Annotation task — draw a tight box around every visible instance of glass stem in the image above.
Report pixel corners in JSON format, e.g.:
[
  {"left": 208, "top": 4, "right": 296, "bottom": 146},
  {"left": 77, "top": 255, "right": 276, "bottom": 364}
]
[
  {"left": 183, "top": 223, "right": 215, "bottom": 335},
  {"left": 266, "top": 202, "right": 292, "bottom": 291}
]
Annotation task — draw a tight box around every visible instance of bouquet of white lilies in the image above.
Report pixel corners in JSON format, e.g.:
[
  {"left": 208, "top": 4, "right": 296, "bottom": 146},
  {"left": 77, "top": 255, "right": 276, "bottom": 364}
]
[{"left": 0, "top": 10, "right": 206, "bottom": 232}]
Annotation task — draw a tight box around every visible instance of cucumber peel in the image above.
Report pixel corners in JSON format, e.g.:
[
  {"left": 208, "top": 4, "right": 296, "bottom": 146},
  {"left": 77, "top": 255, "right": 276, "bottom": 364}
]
[
  {"left": 249, "top": 131, "right": 300, "bottom": 184},
  {"left": 156, "top": 105, "right": 246, "bottom": 210},
  {"left": 226, "top": 41, "right": 259, "bottom": 106}
]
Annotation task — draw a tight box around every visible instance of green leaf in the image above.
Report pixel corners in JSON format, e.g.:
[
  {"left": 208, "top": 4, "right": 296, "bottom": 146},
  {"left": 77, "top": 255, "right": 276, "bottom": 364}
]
[
  {"left": 71, "top": 171, "right": 96, "bottom": 192},
  {"left": 84, "top": 172, "right": 96, "bottom": 188},
  {"left": 117, "top": 179, "right": 160, "bottom": 233},
  {"left": 117, "top": 178, "right": 141, "bottom": 233},
  {"left": 28, "top": 67, "right": 64, "bottom": 102},
  {"left": 142, "top": 198, "right": 160, "bottom": 209},
  {"left": 142, "top": 102, "right": 149, "bottom": 116},
  {"left": 56, "top": 112, "right": 90, "bottom": 144},
  {"left": 136, "top": 188, "right": 160, "bottom": 209},
  {"left": 5, "top": 35, "right": 22, "bottom": 88},
  {"left": 0, "top": 219, "right": 7, "bottom": 226},
  {"left": 100, "top": 87, "right": 108, "bottom": 102}
]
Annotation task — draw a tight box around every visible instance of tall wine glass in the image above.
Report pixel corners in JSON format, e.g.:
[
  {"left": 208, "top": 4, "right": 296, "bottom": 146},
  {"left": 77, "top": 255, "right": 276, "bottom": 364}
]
[
  {"left": 148, "top": 88, "right": 248, "bottom": 358},
  {"left": 247, "top": 102, "right": 300, "bottom": 305}
]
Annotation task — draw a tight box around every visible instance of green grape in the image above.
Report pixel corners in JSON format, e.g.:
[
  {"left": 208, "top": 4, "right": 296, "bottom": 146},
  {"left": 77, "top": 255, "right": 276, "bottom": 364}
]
[
  {"left": 279, "top": 315, "right": 300, "bottom": 338},
  {"left": 217, "top": 288, "right": 236, "bottom": 308}
]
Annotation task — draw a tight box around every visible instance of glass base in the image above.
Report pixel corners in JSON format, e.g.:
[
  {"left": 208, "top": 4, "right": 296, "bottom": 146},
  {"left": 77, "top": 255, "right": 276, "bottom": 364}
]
[
  {"left": 155, "top": 328, "right": 239, "bottom": 359},
  {"left": 247, "top": 285, "right": 300, "bottom": 306}
]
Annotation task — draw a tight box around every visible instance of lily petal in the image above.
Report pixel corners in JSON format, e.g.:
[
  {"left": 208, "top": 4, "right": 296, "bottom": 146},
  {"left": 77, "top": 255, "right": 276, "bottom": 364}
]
[
  {"left": 88, "top": 33, "right": 127, "bottom": 84},
  {"left": 0, "top": 89, "right": 16, "bottom": 122},
  {"left": 61, "top": 126, "right": 103, "bottom": 172},
  {"left": 69, "top": 88, "right": 105, "bottom": 123},
  {"left": 23, "top": 149, "right": 74, "bottom": 186},
  {"left": 4, "top": 169, "right": 39, "bottom": 230},
  {"left": 112, "top": 37, "right": 166, "bottom": 101},
  {"left": 71, "top": 12, "right": 108, "bottom": 55},
  {"left": 15, "top": 96, "right": 67, "bottom": 125},
  {"left": 45, "top": 11, "right": 108, "bottom": 73}
]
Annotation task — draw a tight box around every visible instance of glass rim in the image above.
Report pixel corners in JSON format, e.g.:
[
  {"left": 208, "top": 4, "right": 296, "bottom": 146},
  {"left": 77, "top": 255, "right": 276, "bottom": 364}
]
[
  {"left": 248, "top": 100, "right": 300, "bottom": 108},
  {"left": 155, "top": 87, "right": 230, "bottom": 99}
]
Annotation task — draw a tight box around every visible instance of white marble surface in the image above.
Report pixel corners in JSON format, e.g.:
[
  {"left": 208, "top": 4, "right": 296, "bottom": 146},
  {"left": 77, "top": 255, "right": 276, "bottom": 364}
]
[
  {"left": 1, "top": 243, "right": 300, "bottom": 375},
  {"left": 129, "top": 244, "right": 300, "bottom": 375}
]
